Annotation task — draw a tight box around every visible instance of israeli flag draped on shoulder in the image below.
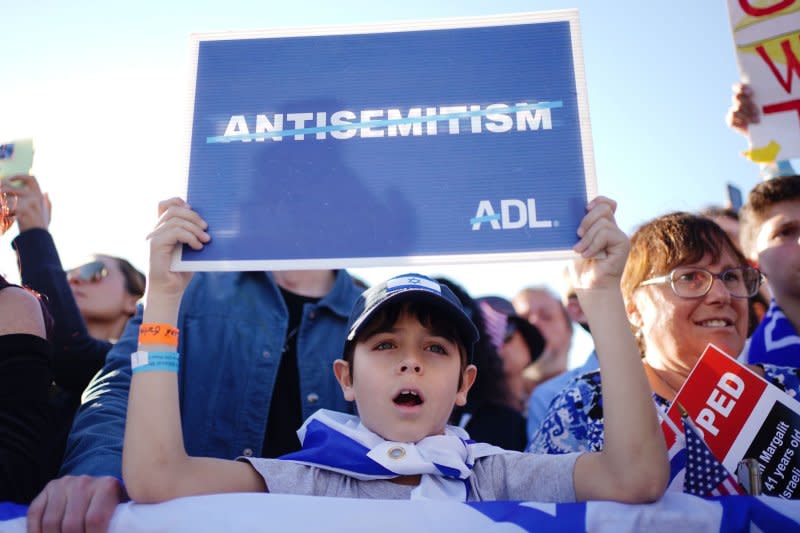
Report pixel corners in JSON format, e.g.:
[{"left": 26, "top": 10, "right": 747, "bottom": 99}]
[
  {"left": 747, "top": 300, "right": 800, "bottom": 366},
  {"left": 278, "top": 409, "right": 508, "bottom": 500}
]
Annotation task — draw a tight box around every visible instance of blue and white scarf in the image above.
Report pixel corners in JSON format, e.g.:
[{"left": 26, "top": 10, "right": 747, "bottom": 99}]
[
  {"left": 279, "top": 409, "right": 507, "bottom": 501},
  {"left": 747, "top": 300, "right": 800, "bottom": 366}
]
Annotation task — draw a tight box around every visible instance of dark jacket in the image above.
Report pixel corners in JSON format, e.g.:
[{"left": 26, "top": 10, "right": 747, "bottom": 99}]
[
  {"left": 0, "top": 332, "right": 53, "bottom": 503},
  {"left": 13, "top": 228, "right": 111, "bottom": 393}
]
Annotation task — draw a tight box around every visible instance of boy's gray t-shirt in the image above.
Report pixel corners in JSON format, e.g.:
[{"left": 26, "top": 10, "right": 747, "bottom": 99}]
[{"left": 243, "top": 451, "right": 579, "bottom": 502}]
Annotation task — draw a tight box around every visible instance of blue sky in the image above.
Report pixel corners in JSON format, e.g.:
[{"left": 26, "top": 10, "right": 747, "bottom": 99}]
[{"left": 0, "top": 1, "right": 762, "bottom": 362}]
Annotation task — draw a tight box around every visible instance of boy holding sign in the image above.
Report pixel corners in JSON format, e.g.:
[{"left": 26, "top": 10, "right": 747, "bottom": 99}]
[{"left": 121, "top": 196, "right": 669, "bottom": 503}]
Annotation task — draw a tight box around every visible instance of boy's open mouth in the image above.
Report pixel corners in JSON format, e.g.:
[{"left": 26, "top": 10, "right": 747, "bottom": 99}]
[{"left": 393, "top": 390, "right": 424, "bottom": 407}]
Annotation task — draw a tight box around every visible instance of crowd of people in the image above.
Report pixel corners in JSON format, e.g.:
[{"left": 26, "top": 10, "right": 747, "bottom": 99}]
[{"left": 0, "top": 81, "right": 798, "bottom": 532}]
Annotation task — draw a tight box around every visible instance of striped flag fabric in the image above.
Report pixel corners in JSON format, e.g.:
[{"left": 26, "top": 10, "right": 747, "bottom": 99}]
[
  {"left": 3, "top": 492, "right": 799, "bottom": 532},
  {"left": 682, "top": 415, "right": 746, "bottom": 497}
]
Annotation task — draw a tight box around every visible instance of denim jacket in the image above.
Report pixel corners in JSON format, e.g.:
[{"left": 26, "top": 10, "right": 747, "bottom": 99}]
[{"left": 60, "top": 270, "right": 361, "bottom": 479}]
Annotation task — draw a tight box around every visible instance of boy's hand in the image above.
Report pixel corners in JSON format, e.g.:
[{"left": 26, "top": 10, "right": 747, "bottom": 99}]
[
  {"left": 145, "top": 197, "right": 210, "bottom": 300},
  {"left": 0, "top": 175, "right": 51, "bottom": 231},
  {"left": 570, "top": 196, "right": 629, "bottom": 291}
]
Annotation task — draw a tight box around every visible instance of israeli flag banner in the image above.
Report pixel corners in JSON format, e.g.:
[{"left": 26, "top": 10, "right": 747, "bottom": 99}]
[
  {"left": 3, "top": 493, "right": 800, "bottom": 532},
  {"left": 175, "top": 10, "right": 596, "bottom": 271}
]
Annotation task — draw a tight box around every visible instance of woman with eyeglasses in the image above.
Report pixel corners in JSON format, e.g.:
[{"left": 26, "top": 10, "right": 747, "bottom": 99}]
[
  {"left": 0, "top": 190, "right": 56, "bottom": 502},
  {"left": 528, "top": 211, "right": 800, "bottom": 455}
]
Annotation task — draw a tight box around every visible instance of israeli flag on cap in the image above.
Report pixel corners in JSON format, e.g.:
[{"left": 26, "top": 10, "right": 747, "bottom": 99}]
[{"left": 386, "top": 274, "right": 441, "bottom": 294}]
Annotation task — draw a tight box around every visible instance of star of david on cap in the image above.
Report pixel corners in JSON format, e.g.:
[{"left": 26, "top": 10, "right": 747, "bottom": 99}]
[{"left": 344, "top": 273, "right": 479, "bottom": 359}]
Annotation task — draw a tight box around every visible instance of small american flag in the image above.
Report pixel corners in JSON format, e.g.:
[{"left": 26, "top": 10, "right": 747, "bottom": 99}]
[{"left": 682, "top": 415, "right": 746, "bottom": 496}]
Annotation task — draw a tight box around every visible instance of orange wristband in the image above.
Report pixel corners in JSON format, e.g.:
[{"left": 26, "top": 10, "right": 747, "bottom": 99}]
[{"left": 138, "top": 323, "right": 179, "bottom": 347}]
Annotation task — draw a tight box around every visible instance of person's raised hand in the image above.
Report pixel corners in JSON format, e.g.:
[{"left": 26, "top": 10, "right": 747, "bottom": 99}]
[
  {"left": 27, "top": 475, "right": 123, "bottom": 533},
  {"left": 570, "top": 196, "right": 629, "bottom": 292},
  {"left": 725, "top": 82, "right": 759, "bottom": 135},
  {"left": 146, "top": 197, "right": 209, "bottom": 300},
  {"left": 0, "top": 175, "right": 51, "bottom": 231}
]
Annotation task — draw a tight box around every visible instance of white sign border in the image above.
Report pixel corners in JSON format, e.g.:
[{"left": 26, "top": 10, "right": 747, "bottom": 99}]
[{"left": 174, "top": 10, "right": 595, "bottom": 272}]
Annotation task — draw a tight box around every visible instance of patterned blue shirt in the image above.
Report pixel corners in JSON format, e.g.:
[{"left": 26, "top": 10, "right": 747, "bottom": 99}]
[{"left": 528, "top": 365, "right": 800, "bottom": 454}]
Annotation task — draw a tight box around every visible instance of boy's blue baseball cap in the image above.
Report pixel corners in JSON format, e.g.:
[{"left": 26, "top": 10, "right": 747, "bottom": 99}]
[{"left": 345, "top": 273, "right": 479, "bottom": 359}]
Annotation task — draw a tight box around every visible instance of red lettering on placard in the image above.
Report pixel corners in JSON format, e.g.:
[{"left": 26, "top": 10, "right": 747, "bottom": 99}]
[
  {"left": 666, "top": 345, "right": 767, "bottom": 459},
  {"left": 756, "top": 38, "right": 800, "bottom": 94},
  {"left": 764, "top": 98, "right": 800, "bottom": 125},
  {"left": 740, "top": 0, "right": 796, "bottom": 17},
  {"left": 695, "top": 373, "right": 746, "bottom": 437}
]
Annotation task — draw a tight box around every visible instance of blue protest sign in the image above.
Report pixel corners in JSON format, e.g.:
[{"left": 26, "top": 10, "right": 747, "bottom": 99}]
[{"left": 177, "top": 11, "right": 595, "bottom": 270}]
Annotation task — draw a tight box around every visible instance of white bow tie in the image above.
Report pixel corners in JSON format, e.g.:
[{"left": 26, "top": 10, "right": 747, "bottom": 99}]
[{"left": 279, "top": 409, "right": 507, "bottom": 500}]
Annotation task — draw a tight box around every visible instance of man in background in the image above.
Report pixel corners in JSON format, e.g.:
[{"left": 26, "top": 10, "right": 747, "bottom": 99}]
[
  {"left": 522, "top": 273, "right": 598, "bottom": 440},
  {"left": 512, "top": 286, "right": 573, "bottom": 396}
]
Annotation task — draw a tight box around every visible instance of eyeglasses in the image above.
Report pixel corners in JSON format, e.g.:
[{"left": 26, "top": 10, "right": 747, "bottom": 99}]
[
  {"left": 67, "top": 260, "right": 109, "bottom": 283},
  {"left": 639, "top": 265, "right": 762, "bottom": 299}
]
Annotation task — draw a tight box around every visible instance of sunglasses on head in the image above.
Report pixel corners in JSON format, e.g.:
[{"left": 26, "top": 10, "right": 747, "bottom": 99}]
[{"left": 67, "top": 260, "right": 109, "bottom": 283}]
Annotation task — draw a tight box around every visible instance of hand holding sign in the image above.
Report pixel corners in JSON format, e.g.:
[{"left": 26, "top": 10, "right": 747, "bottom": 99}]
[
  {"left": 726, "top": 83, "right": 760, "bottom": 135},
  {"left": 570, "top": 196, "right": 629, "bottom": 292},
  {"left": 146, "top": 198, "right": 210, "bottom": 301},
  {"left": 727, "top": 1, "right": 800, "bottom": 163},
  {"left": 0, "top": 175, "right": 51, "bottom": 231}
]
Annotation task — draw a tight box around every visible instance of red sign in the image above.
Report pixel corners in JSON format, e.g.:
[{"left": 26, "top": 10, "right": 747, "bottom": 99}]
[{"left": 664, "top": 344, "right": 767, "bottom": 459}]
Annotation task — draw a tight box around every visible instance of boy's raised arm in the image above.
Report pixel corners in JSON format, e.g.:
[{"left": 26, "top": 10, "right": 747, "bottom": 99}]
[
  {"left": 122, "top": 198, "right": 265, "bottom": 503},
  {"left": 568, "top": 197, "right": 669, "bottom": 503}
]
